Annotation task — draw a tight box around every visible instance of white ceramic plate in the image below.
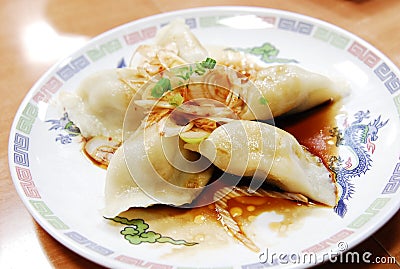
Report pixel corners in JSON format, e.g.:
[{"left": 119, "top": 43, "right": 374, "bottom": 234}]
[{"left": 9, "top": 6, "right": 400, "bottom": 268}]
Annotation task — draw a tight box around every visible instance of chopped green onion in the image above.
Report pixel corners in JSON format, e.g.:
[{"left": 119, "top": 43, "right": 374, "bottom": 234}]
[
  {"left": 175, "top": 66, "right": 193, "bottom": 80},
  {"left": 151, "top": 78, "right": 172, "bottom": 98},
  {"left": 200, "top": 57, "right": 217, "bottom": 69},
  {"left": 168, "top": 93, "right": 184, "bottom": 107},
  {"left": 259, "top": 96, "right": 268, "bottom": 105},
  {"left": 194, "top": 63, "right": 206, "bottom": 75}
]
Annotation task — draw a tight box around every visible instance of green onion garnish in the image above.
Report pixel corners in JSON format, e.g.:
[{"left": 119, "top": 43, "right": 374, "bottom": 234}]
[
  {"left": 259, "top": 96, "right": 268, "bottom": 105},
  {"left": 168, "top": 93, "right": 184, "bottom": 107},
  {"left": 200, "top": 57, "right": 217, "bottom": 69},
  {"left": 151, "top": 77, "right": 172, "bottom": 98}
]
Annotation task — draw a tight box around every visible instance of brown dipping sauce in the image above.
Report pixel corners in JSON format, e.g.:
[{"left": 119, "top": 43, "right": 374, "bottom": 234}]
[
  {"left": 227, "top": 195, "right": 312, "bottom": 236},
  {"left": 117, "top": 100, "right": 342, "bottom": 244},
  {"left": 275, "top": 100, "right": 340, "bottom": 166},
  {"left": 209, "top": 100, "right": 340, "bottom": 213},
  {"left": 205, "top": 101, "right": 340, "bottom": 241}
]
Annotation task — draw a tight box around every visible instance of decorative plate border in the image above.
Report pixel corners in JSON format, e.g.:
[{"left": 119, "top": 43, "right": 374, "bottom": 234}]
[{"left": 9, "top": 6, "right": 400, "bottom": 269}]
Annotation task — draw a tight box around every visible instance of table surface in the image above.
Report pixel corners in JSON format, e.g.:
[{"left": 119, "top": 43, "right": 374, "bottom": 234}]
[{"left": 1, "top": 0, "right": 399, "bottom": 268}]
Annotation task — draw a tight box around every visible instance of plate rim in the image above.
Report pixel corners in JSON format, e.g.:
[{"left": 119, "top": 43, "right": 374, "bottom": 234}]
[{"left": 8, "top": 5, "right": 400, "bottom": 268}]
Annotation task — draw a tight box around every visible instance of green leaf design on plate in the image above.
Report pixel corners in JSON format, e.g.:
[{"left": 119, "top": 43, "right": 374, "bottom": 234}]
[
  {"left": 233, "top": 42, "right": 297, "bottom": 63},
  {"left": 106, "top": 216, "right": 198, "bottom": 246}
]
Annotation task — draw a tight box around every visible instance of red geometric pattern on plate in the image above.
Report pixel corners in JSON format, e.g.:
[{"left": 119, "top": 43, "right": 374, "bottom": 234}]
[
  {"left": 15, "top": 166, "right": 40, "bottom": 198},
  {"left": 347, "top": 41, "right": 381, "bottom": 68},
  {"left": 259, "top": 16, "right": 276, "bottom": 25},
  {"left": 32, "top": 76, "right": 63, "bottom": 104},
  {"left": 124, "top": 26, "right": 158, "bottom": 45},
  {"left": 301, "top": 229, "right": 354, "bottom": 253}
]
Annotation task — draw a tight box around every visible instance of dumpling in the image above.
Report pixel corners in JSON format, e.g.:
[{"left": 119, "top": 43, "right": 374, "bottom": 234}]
[
  {"left": 62, "top": 18, "right": 209, "bottom": 140},
  {"left": 242, "top": 64, "right": 348, "bottom": 120},
  {"left": 154, "top": 19, "right": 208, "bottom": 63},
  {"left": 210, "top": 48, "right": 348, "bottom": 120},
  {"left": 103, "top": 123, "right": 214, "bottom": 217},
  {"left": 132, "top": 62, "right": 347, "bottom": 132},
  {"left": 128, "top": 19, "right": 208, "bottom": 77},
  {"left": 185, "top": 120, "right": 337, "bottom": 206},
  {"left": 60, "top": 68, "right": 147, "bottom": 140}
]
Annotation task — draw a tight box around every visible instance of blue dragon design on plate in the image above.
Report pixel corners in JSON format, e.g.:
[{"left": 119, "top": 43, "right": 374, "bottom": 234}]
[{"left": 329, "top": 110, "right": 389, "bottom": 217}]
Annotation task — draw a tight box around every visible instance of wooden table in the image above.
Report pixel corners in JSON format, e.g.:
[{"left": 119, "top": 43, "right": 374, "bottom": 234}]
[{"left": 1, "top": 0, "right": 399, "bottom": 268}]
